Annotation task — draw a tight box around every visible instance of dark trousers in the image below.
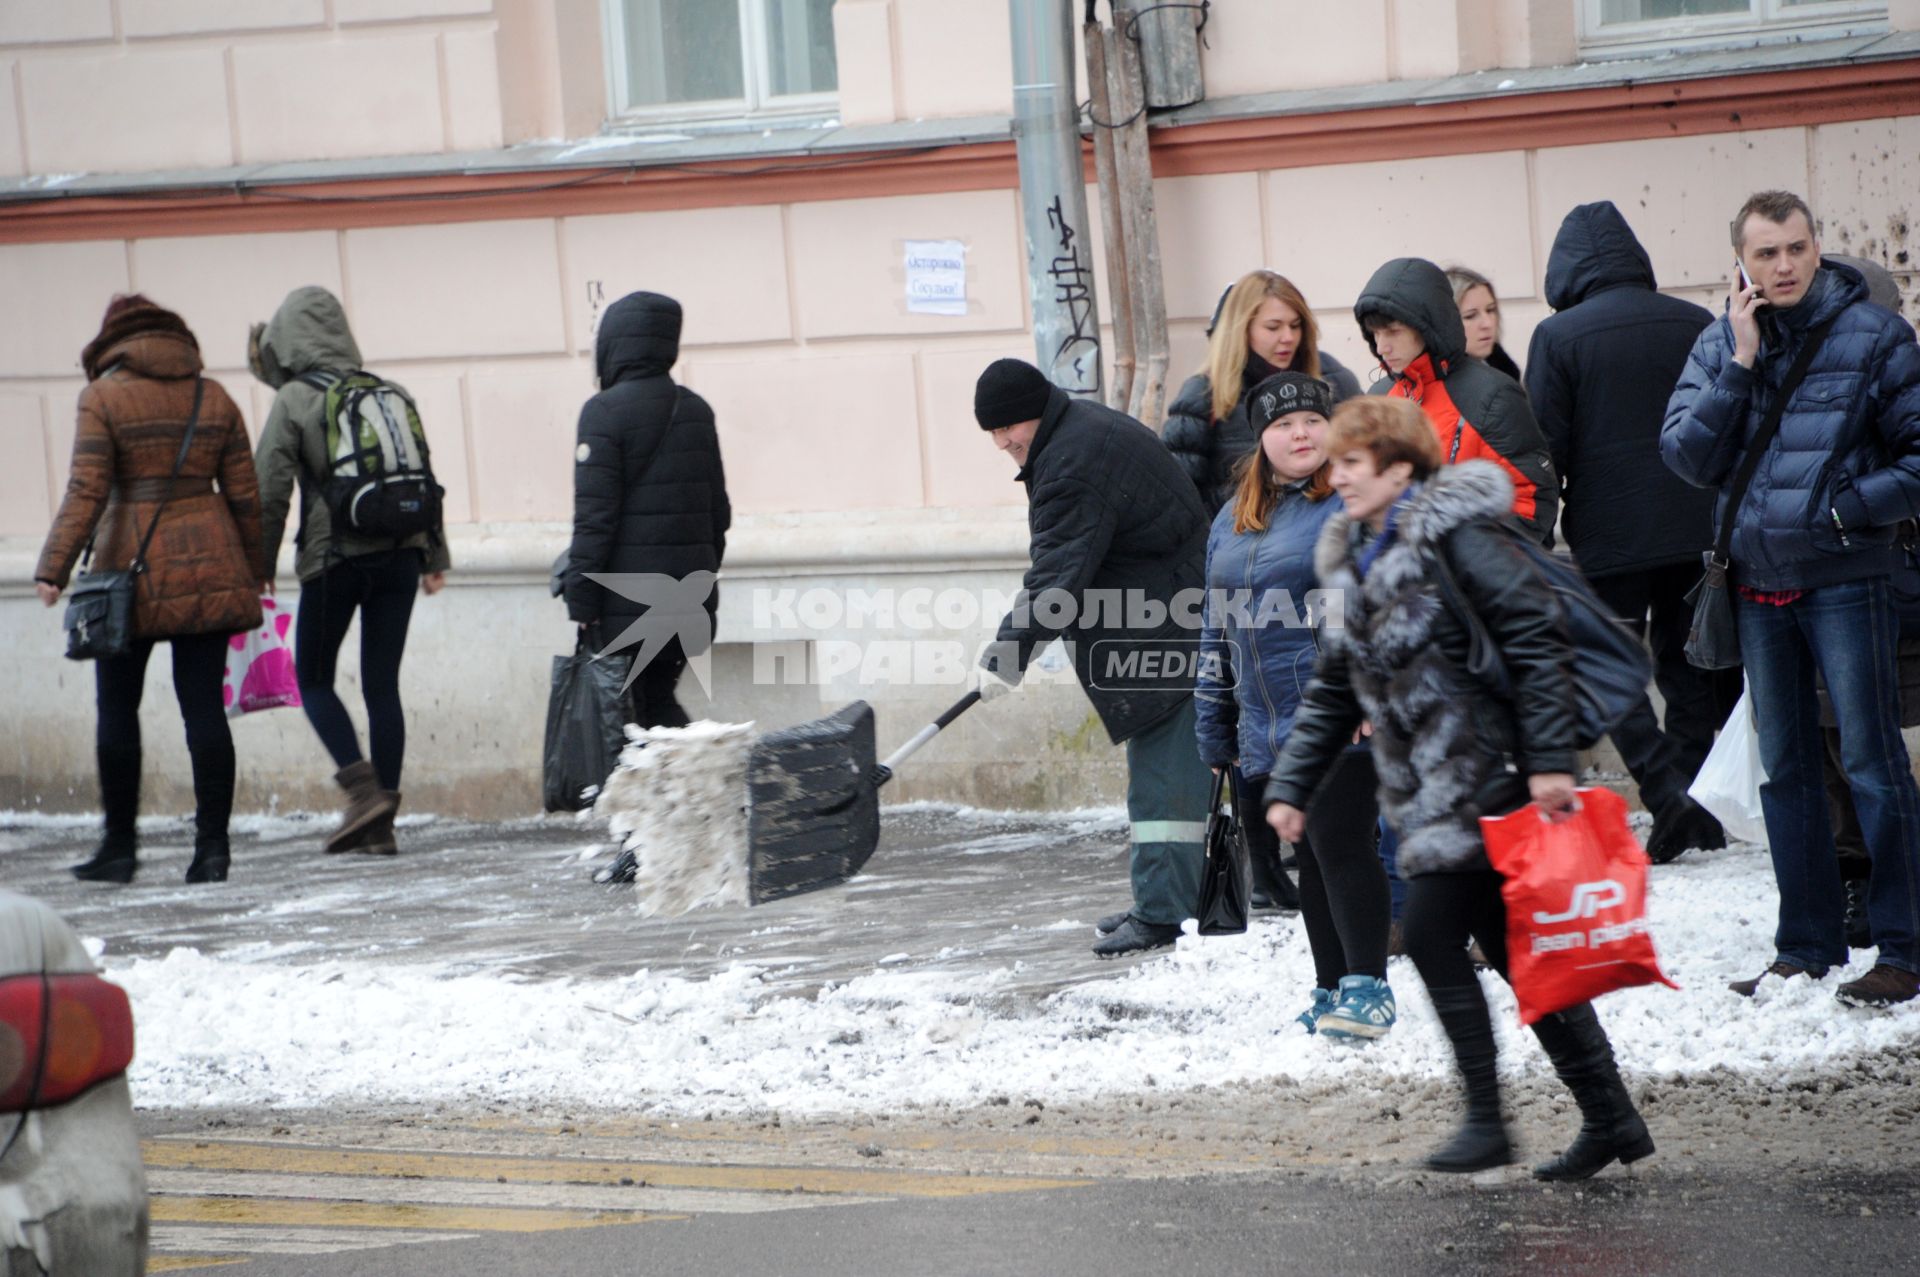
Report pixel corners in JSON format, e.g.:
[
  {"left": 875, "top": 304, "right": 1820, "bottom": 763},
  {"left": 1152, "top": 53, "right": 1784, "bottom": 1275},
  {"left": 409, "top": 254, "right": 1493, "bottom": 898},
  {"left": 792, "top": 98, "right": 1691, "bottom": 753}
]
[
  {"left": 1739, "top": 580, "right": 1920, "bottom": 973},
  {"left": 95, "top": 631, "right": 235, "bottom": 842},
  {"left": 617, "top": 635, "right": 691, "bottom": 729},
  {"left": 1591, "top": 564, "right": 1742, "bottom": 808},
  {"left": 295, "top": 549, "right": 422, "bottom": 791},
  {"left": 1252, "top": 753, "right": 1390, "bottom": 986}
]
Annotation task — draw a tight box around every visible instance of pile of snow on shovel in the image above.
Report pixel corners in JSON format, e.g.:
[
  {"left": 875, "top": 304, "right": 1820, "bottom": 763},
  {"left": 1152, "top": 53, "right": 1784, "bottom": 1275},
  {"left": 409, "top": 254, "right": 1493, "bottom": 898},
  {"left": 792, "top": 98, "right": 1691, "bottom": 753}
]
[{"left": 596, "top": 721, "right": 753, "bottom": 917}]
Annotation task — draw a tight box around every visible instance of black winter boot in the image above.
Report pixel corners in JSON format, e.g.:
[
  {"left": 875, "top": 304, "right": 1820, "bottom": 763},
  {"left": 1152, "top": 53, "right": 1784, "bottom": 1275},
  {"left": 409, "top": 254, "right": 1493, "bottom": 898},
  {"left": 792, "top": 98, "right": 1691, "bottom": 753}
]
[
  {"left": 325, "top": 761, "right": 399, "bottom": 853},
  {"left": 1528, "top": 1002, "right": 1655, "bottom": 1181},
  {"left": 185, "top": 836, "right": 230, "bottom": 884},
  {"left": 71, "top": 831, "right": 138, "bottom": 884},
  {"left": 1423, "top": 984, "right": 1513, "bottom": 1173}
]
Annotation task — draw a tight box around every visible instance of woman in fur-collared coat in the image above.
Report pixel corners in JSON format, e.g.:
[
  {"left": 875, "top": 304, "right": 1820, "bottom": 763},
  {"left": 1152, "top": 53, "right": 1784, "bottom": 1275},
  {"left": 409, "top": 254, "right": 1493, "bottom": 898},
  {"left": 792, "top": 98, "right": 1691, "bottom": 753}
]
[
  {"left": 1264, "top": 397, "right": 1654, "bottom": 1183},
  {"left": 35, "top": 294, "right": 264, "bottom": 886}
]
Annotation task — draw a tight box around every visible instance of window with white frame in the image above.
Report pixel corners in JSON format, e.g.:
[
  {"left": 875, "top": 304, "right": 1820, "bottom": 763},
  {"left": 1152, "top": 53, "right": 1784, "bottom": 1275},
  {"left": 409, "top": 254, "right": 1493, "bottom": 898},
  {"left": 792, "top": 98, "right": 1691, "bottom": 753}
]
[
  {"left": 606, "top": 0, "right": 839, "bottom": 124},
  {"left": 1580, "top": 0, "right": 1887, "bottom": 55}
]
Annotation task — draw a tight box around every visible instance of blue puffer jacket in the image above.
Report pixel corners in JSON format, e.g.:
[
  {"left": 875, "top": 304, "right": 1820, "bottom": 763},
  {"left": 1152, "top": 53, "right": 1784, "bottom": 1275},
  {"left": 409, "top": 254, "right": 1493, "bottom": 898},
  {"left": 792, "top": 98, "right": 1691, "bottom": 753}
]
[
  {"left": 1195, "top": 486, "right": 1340, "bottom": 777},
  {"left": 1662, "top": 261, "right": 1920, "bottom": 592}
]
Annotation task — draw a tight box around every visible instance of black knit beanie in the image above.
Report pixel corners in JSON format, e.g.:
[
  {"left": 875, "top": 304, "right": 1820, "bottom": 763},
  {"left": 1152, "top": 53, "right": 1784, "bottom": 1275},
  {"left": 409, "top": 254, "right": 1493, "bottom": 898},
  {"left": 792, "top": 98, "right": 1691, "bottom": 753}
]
[
  {"left": 974, "top": 358, "right": 1054, "bottom": 429},
  {"left": 1246, "top": 371, "right": 1334, "bottom": 430}
]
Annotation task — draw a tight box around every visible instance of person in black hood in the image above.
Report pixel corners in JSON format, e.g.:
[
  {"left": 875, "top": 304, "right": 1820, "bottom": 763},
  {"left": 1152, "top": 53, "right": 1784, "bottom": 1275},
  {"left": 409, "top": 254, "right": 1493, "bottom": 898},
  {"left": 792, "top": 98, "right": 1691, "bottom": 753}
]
[
  {"left": 563, "top": 292, "right": 730, "bottom": 732},
  {"left": 1163, "top": 271, "right": 1362, "bottom": 512},
  {"left": 1353, "top": 257, "right": 1558, "bottom": 543},
  {"left": 1526, "top": 201, "right": 1732, "bottom": 863}
]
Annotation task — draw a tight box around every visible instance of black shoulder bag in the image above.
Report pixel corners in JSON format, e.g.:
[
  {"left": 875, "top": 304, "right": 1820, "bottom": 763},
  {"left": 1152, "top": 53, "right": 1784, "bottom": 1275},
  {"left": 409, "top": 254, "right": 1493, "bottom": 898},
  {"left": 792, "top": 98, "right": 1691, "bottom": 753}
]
[
  {"left": 1683, "top": 317, "right": 1837, "bottom": 671},
  {"left": 64, "top": 379, "right": 204, "bottom": 661},
  {"left": 1194, "top": 766, "right": 1250, "bottom": 936}
]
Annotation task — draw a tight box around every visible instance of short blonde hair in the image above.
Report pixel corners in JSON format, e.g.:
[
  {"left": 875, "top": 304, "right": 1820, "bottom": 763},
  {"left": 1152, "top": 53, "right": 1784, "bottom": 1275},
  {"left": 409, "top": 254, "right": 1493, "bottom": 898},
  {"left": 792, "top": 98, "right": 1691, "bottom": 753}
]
[{"left": 1326, "top": 397, "right": 1441, "bottom": 481}]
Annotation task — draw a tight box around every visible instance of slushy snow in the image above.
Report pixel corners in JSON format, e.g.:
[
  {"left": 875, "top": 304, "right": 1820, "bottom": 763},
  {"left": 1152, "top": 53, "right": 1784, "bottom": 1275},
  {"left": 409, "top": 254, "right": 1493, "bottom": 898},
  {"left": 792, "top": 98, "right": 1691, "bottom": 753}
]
[
  {"left": 596, "top": 721, "right": 754, "bottom": 917},
  {"left": 99, "top": 824, "right": 1920, "bottom": 1116}
]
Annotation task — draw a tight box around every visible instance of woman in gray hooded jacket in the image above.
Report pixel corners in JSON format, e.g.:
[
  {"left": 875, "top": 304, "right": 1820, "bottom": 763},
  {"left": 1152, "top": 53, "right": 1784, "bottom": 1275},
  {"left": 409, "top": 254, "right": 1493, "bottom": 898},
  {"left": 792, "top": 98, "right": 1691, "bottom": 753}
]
[{"left": 251, "top": 286, "right": 451, "bottom": 855}]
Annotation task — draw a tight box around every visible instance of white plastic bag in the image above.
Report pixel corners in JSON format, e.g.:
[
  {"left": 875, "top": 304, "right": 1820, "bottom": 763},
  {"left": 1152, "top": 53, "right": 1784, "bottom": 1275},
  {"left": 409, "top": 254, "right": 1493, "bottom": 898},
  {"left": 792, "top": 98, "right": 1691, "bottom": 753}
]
[{"left": 1688, "top": 682, "right": 1768, "bottom": 847}]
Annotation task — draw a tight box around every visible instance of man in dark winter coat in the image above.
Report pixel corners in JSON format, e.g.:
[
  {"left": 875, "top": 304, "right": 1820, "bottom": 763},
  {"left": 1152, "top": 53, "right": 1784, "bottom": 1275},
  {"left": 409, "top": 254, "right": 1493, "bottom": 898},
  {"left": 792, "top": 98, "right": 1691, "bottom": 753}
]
[
  {"left": 1663, "top": 190, "right": 1920, "bottom": 1008},
  {"left": 1526, "top": 201, "right": 1733, "bottom": 862},
  {"left": 563, "top": 292, "right": 730, "bottom": 730},
  {"left": 1354, "top": 258, "right": 1558, "bottom": 543},
  {"left": 975, "top": 358, "right": 1213, "bottom": 958}
]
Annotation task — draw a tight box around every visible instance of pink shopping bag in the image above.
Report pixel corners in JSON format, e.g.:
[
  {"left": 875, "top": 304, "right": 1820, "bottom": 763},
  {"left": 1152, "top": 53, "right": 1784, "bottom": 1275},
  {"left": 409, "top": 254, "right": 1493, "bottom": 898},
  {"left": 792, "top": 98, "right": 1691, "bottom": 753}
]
[{"left": 223, "top": 594, "right": 302, "bottom": 718}]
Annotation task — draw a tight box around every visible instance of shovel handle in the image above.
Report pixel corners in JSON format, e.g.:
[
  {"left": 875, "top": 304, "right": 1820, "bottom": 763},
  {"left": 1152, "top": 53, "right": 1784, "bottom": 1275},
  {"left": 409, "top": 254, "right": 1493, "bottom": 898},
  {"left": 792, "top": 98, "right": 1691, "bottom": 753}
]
[{"left": 873, "top": 689, "right": 982, "bottom": 784}]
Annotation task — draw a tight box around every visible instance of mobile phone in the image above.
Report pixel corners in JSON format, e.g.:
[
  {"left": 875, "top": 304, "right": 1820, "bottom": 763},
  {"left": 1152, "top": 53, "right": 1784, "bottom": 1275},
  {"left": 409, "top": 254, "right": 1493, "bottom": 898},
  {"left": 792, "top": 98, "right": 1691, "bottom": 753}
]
[{"left": 1736, "top": 259, "right": 1757, "bottom": 292}]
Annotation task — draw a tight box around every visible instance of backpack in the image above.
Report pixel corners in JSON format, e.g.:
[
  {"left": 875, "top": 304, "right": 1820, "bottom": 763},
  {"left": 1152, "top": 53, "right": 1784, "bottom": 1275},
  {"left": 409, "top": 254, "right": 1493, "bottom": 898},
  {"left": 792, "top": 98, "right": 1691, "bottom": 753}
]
[
  {"left": 299, "top": 370, "right": 444, "bottom": 540},
  {"left": 1427, "top": 519, "right": 1653, "bottom": 751}
]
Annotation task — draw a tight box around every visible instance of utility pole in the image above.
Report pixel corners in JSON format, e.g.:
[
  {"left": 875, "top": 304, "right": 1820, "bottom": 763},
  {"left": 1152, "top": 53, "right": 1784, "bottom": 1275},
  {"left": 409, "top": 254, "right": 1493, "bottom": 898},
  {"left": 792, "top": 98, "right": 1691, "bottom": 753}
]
[{"left": 1009, "top": 0, "right": 1102, "bottom": 399}]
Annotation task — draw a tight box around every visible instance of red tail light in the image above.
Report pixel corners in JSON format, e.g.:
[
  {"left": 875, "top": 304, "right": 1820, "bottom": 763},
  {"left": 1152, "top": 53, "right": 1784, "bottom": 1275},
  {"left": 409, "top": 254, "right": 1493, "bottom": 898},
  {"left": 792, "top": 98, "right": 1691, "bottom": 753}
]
[{"left": 0, "top": 973, "right": 135, "bottom": 1111}]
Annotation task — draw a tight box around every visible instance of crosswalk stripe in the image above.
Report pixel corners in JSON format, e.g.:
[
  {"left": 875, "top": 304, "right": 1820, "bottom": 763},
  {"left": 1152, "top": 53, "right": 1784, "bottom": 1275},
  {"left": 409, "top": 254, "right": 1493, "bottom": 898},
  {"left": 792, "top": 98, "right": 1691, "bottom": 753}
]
[
  {"left": 149, "top": 1197, "right": 681, "bottom": 1232},
  {"left": 149, "top": 1168, "right": 888, "bottom": 1214},
  {"left": 147, "top": 1258, "right": 246, "bottom": 1273},
  {"left": 149, "top": 1225, "right": 472, "bottom": 1255},
  {"left": 143, "top": 1139, "right": 1090, "bottom": 1197}
]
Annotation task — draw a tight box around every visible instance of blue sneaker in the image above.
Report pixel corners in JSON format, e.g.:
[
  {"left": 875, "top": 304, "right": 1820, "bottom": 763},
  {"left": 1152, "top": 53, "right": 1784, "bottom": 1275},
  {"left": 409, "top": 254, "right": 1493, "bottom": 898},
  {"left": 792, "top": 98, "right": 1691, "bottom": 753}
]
[
  {"left": 1296, "top": 987, "right": 1337, "bottom": 1034},
  {"left": 1317, "top": 975, "right": 1397, "bottom": 1041}
]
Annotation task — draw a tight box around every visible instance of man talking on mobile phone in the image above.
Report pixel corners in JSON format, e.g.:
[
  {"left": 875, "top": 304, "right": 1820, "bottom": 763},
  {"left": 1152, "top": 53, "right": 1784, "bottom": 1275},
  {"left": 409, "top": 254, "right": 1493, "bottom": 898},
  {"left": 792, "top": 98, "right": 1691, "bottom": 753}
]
[{"left": 1662, "top": 190, "right": 1920, "bottom": 1009}]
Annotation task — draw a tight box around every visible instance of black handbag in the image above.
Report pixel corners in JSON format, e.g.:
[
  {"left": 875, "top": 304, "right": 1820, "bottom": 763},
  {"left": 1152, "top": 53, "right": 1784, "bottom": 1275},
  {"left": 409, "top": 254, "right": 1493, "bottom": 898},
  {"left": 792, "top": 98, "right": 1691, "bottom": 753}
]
[
  {"left": 64, "top": 380, "right": 204, "bottom": 662},
  {"left": 1684, "top": 317, "right": 1837, "bottom": 670},
  {"left": 1194, "top": 766, "right": 1251, "bottom": 936}
]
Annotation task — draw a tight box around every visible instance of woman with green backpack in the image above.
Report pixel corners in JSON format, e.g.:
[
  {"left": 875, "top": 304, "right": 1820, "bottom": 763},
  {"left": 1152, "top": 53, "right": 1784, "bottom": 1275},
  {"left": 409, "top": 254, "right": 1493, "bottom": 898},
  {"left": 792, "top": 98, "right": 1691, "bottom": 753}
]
[{"left": 251, "top": 286, "right": 450, "bottom": 855}]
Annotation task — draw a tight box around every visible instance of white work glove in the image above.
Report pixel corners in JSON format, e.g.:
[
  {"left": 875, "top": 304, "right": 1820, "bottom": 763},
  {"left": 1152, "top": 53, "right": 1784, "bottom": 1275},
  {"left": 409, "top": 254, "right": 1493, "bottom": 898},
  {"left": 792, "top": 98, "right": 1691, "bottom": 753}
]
[{"left": 977, "top": 668, "right": 1019, "bottom": 703}]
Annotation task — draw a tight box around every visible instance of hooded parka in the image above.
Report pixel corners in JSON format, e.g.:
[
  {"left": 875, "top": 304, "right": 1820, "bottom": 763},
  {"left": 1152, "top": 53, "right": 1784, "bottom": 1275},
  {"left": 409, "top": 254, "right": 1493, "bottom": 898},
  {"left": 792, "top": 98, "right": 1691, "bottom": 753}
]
[
  {"left": 562, "top": 292, "right": 730, "bottom": 634},
  {"left": 252, "top": 287, "right": 451, "bottom": 583},
  {"left": 37, "top": 301, "right": 264, "bottom": 639},
  {"left": 986, "top": 386, "right": 1211, "bottom": 745},
  {"left": 1355, "top": 259, "right": 1558, "bottom": 543},
  {"left": 1526, "top": 202, "right": 1717, "bottom": 579},
  {"left": 1163, "top": 352, "right": 1362, "bottom": 512}
]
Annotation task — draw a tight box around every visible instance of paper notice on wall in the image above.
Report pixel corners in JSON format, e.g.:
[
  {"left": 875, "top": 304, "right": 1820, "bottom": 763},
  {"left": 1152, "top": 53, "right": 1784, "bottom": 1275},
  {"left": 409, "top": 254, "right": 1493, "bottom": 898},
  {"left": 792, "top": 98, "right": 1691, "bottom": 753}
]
[{"left": 905, "top": 240, "right": 968, "bottom": 316}]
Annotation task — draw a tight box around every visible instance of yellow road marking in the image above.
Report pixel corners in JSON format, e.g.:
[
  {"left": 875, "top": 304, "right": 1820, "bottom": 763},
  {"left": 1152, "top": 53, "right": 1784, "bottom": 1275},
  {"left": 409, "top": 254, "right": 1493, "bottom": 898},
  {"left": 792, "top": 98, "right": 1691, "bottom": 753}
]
[
  {"left": 150, "top": 1197, "right": 682, "bottom": 1233},
  {"left": 148, "top": 1258, "right": 248, "bottom": 1273},
  {"left": 143, "top": 1140, "right": 1089, "bottom": 1198}
]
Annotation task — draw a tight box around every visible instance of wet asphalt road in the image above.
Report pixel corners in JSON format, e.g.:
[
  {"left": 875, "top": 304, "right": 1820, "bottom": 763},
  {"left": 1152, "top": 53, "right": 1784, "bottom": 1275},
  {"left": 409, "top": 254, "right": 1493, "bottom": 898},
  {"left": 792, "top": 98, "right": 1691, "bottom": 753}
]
[
  {"left": 7, "top": 805, "right": 1151, "bottom": 997},
  {"left": 166, "top": 1163, "right": 1920, "bottom": 1277}
]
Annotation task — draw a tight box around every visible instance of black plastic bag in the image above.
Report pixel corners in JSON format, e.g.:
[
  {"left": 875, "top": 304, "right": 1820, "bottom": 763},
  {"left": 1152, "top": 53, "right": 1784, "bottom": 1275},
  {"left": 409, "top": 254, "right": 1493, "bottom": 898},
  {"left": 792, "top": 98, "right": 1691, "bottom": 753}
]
[
  {"left": 1195, "top": 767, "right": 1250, "bottom": 936},
  {"left": 542, "top": 639, "right": 627, "bottom": 813}
]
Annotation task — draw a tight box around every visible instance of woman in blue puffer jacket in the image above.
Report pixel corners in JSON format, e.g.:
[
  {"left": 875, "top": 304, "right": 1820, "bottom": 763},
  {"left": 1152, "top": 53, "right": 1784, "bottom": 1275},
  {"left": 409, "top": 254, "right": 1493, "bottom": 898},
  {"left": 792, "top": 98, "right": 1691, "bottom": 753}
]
[{"left": 1196, "top": 371, "right": 1395, "bottom": 1040}]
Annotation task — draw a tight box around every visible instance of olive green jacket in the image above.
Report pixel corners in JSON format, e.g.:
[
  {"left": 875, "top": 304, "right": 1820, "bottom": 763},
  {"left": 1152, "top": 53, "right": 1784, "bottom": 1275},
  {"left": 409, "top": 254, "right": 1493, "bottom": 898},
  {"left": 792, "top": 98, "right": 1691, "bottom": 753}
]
[{"left": 251, "top": 286, "right": 451, "bottom": 583}]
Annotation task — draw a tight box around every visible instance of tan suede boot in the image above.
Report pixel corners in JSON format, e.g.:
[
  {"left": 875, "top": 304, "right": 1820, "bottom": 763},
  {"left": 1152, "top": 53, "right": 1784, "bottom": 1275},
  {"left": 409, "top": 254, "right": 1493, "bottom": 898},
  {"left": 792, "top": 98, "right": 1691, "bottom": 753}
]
[{"left": 325, "top": 762, "right": 399, "bottom": 853}]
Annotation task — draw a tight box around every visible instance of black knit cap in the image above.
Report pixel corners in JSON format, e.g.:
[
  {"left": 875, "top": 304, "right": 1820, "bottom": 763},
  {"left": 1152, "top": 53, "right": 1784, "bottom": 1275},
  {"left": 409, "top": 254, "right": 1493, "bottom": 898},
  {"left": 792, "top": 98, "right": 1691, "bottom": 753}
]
[
  {"left": 1246, "top": 371, "right": 1334, "bottom": 430},
  {"left": 974, "top": 358, "right": 1055, "bottom": 430}
]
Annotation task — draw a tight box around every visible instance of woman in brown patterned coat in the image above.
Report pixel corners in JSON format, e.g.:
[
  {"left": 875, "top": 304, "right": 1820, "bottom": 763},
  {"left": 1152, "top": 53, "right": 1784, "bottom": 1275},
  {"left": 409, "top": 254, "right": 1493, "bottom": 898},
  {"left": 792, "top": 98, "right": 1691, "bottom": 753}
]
[{"left": 34, "top": 295, "right": 264, "bottom": 885}]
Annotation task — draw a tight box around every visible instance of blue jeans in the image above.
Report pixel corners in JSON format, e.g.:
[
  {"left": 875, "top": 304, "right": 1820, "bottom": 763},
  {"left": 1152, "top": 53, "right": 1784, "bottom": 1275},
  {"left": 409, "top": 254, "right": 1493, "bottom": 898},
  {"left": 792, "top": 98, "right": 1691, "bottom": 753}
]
[{"left": 1738, "top": 579, "right": 1920, "bottom": 974}]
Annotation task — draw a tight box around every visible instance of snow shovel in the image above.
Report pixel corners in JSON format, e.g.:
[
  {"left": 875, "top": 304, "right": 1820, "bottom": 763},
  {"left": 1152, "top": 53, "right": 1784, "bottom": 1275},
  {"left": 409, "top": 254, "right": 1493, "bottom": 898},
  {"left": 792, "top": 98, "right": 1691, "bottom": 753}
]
[{"left": 745, "top": 689, "right": 982, "bottom": 904}]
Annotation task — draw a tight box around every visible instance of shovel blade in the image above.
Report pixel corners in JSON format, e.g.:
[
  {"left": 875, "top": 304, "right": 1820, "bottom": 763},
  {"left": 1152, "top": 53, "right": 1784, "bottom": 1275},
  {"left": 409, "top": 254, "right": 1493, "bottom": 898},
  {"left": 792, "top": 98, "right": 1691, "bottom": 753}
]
[{"left": 746, "top": 701, "right": 880, "bottom": 904}]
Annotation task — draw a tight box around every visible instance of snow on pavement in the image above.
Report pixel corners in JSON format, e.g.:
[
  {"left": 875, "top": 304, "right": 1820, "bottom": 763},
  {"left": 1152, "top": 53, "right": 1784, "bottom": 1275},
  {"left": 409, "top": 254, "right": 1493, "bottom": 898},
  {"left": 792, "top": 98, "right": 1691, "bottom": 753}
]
[{"left": 95, "top": 820, "right": 1920, "bottom": 1117}]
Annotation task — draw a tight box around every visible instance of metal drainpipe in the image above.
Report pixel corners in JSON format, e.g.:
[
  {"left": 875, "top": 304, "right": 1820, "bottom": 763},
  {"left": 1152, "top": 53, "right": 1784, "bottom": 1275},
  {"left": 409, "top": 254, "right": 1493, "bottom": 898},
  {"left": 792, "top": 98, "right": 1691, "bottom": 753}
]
[{"left": 1010, "top": 0, "right": 1102, "bottom": 399}]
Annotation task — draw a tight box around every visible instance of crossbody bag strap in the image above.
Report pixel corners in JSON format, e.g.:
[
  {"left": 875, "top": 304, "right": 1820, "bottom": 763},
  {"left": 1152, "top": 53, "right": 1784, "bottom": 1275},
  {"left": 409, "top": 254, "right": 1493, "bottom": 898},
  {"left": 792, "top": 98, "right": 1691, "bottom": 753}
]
[
  {"left": 1709, "top": 314, "right": 1840, "bottom": 565},
  {"left": 128, "top": 377, "right": 205, "bottom": 575}
]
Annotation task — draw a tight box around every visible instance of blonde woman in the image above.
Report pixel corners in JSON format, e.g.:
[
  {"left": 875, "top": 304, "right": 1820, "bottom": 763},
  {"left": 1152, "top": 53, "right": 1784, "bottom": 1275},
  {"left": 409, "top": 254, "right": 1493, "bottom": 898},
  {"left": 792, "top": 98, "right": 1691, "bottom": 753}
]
[
  {"left": 1446, "top": 265, "right": 1523, "bottom": 383},
  {"left": 1164, "top": 270, "right": 1361, "bottom": 513}
]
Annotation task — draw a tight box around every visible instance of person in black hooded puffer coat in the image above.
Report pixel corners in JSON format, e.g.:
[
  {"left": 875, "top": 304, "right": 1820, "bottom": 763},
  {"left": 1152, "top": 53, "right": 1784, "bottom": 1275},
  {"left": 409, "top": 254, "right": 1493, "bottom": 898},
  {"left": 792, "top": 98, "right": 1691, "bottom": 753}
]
[
  {"left": 1526, "top": 200, "right": 1733, "bottom": 862},
  {"left": 563, "top": 292, "right": 730, "bottom": 729}
]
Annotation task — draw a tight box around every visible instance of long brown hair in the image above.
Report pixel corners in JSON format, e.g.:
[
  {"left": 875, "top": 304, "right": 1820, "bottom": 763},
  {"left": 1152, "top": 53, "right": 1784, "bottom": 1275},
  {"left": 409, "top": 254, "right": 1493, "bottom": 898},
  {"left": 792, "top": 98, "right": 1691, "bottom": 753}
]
[
  {"left": 1204, "top": 271, "right": 1322, "bottom": 422},
  {"left": 1229, "top": 421, "right": 1334, "bottom": 535}
]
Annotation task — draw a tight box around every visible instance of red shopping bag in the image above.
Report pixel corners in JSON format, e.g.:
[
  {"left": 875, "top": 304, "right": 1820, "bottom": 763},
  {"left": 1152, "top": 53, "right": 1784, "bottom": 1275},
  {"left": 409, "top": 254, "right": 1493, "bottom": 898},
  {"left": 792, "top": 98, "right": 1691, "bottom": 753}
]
[{"left": 1479, "top": 787, "right": 1677, "bottom": 1025}]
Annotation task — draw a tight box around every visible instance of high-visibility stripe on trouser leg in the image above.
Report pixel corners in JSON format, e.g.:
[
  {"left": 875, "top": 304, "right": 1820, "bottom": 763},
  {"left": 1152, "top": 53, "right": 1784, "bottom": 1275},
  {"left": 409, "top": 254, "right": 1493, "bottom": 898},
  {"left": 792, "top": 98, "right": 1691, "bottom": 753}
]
[{"left": 1123, "top": 696, "right": 1211, "bottom": 926}]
